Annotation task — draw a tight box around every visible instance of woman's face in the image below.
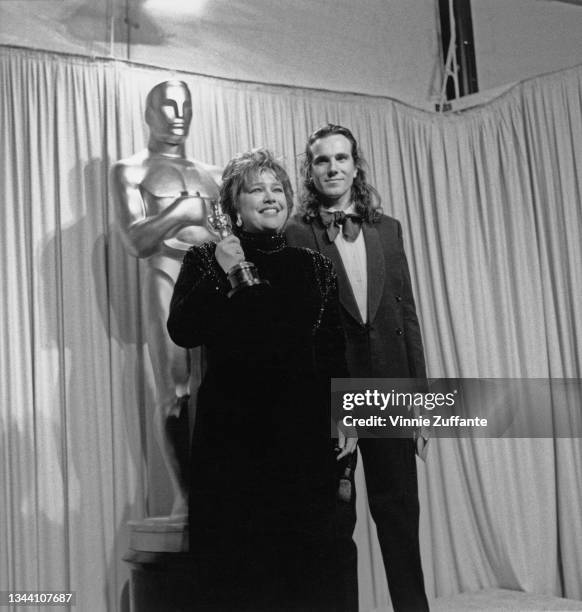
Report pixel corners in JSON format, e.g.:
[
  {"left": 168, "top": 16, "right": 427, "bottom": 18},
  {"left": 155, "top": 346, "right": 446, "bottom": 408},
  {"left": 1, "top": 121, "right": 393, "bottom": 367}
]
[{"left": 236, "top": 170, "right": 289, "bottom": 233}]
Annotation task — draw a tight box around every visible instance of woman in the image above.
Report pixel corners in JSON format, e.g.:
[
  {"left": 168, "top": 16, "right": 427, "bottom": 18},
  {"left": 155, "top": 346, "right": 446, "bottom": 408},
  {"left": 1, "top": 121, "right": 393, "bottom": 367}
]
[{"left": 167, "top": 149, "right": 349, "bottom": 611}]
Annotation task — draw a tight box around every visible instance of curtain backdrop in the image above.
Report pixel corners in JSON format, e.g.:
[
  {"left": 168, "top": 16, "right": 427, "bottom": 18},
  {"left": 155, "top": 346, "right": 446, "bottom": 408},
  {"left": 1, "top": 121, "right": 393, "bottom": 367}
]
[{"left": 1, "top": 45, "right": 581, "bottom": 611}]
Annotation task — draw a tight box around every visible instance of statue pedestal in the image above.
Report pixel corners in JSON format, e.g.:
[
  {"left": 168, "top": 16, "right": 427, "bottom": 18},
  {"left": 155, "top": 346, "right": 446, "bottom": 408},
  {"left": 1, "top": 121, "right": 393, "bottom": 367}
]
[
  {"left": 124, "top": 518, "right": 194, "bottom": 612},
  {"left": 127, "top": 517, "right": 189, "bottom": 553}
]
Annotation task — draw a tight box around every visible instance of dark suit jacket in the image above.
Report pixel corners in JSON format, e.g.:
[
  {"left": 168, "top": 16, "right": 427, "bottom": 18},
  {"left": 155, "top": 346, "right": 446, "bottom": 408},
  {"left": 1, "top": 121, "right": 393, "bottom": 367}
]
[{"left": 286, "top": 213, "right": 426, "bottom": 380}]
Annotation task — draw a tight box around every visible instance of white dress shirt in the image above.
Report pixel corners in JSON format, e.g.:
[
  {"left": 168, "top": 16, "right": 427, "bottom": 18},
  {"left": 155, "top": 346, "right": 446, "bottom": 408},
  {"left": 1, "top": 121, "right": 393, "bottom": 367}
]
[{"left": 329, "top": 204, "right": 367, "bottom": 323}]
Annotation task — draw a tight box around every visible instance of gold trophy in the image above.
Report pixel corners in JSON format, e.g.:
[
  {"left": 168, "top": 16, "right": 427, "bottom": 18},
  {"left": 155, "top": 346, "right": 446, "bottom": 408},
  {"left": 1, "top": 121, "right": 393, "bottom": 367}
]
[{"left": 206, "top": 198, "right": 267, "bottom": 297}]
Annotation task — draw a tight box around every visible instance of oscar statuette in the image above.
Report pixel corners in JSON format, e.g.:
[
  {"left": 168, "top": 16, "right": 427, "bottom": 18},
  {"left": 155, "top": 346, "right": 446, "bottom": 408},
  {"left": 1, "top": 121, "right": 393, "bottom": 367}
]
[{"left": 206, "top": 198, "right": 267, "bottom": 297}]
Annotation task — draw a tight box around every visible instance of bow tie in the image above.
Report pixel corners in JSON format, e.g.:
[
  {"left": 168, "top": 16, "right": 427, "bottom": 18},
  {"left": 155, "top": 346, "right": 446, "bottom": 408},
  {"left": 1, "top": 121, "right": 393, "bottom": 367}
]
[{"left": 319, "top": 209, "right": 363, "bottom": 243}]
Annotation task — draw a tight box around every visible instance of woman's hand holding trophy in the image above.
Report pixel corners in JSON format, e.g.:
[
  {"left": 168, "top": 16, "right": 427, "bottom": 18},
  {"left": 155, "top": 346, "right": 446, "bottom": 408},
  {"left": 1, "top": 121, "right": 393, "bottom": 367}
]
[{"left": 206, "top": 198, "right": 266, "bottom": 296}]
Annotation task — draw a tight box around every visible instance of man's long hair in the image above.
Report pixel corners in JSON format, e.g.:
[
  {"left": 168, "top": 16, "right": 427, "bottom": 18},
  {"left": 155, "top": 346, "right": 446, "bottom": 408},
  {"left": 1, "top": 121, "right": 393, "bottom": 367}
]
[{"left": 299, "top": 124, "right": 382, "bottom": 223}]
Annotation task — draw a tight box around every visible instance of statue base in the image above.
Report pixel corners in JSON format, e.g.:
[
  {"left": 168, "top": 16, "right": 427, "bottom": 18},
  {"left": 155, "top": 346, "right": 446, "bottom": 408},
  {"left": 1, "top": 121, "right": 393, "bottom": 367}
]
[
  {"left": 124, "top": 518, "right": 193, "bottom": 611},
  {"left": 127, "top": 517, "right": 188, "bottom": 553}
]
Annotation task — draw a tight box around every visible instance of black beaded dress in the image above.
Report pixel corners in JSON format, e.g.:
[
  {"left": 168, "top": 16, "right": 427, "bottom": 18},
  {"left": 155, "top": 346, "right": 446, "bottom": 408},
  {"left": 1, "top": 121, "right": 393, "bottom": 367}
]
[{"left": 167, "top": 231, "right": 347, "bottom": 611}]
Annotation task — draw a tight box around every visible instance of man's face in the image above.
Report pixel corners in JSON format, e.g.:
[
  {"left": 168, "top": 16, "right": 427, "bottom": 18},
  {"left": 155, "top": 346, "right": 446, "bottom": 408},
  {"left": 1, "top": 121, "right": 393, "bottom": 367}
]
[
  {"left": 309, "top": 134, "right": 358, "bottom": 210},
  {"left": 147, "top": 82, "right": 192, "bottom": 145}
]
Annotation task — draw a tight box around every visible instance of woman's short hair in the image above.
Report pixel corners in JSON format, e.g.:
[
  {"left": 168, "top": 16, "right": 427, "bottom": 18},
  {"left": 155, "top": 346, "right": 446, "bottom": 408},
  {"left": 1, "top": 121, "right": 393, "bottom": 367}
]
[
  {"left": 300, "top": 123, "right": 381, "bottom": 223},
  {"left": 220, "top": 148, "right": 294, "bottom": 226}
]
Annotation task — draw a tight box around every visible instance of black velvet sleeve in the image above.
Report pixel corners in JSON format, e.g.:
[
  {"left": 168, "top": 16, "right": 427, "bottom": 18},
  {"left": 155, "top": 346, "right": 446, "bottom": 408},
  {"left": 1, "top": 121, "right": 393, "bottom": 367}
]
[
  {"left": 167, "top": 243, "right": 230, "bottom": 348},
  {"left": 313, "top": 255, "right": 349, "bottom": 378},
  {"left": 311, "top": 255, "right": 349, "bottom": 432},
  {"left": 168, "top": 243, "right": 276, "bottom": 351}
]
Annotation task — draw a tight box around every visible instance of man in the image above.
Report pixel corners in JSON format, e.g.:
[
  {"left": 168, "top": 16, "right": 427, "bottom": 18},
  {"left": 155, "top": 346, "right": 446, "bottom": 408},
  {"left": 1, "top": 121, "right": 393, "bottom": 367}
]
[
  {"left": 286, "top": 124, "right": 429, "bottom": 611},
  {"left": 111, "top": 80, "right": 221, "bottom": 517}
]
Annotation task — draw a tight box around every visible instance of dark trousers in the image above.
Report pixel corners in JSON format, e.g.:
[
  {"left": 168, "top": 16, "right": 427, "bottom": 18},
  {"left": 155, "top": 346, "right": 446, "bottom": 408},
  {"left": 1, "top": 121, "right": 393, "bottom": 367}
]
[{"left": 341, "top": 438, "right": 429, "bottom": 612}]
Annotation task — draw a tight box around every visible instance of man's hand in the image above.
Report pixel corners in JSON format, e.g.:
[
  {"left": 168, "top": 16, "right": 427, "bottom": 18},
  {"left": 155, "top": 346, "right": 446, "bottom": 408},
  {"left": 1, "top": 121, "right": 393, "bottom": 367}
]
[
  {"left": 215, "top": 235, "right": 245, "bottom": 274},
  {"left": 336, "top": 423, "right": 358, "bottom": 460}
]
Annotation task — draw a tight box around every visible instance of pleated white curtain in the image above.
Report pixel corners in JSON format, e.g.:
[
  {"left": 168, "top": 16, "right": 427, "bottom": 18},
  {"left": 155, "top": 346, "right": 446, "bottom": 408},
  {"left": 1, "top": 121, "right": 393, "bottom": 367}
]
[{"left": 1, "top": 46, "right": 581, "bottom": 611}]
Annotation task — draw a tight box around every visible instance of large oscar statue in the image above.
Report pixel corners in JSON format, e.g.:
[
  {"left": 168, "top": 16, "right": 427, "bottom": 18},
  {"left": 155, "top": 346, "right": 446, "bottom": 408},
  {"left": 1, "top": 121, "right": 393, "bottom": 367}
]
[{"left": 111, "top": 80, "right": 221, "bottom": 523}]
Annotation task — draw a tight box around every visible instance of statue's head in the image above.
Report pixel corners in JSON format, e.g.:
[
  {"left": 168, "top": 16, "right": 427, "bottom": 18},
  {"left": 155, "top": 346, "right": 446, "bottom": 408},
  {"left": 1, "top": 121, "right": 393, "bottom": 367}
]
[{"left": 145, "top": 80, "right": 192, "bottom": 145}]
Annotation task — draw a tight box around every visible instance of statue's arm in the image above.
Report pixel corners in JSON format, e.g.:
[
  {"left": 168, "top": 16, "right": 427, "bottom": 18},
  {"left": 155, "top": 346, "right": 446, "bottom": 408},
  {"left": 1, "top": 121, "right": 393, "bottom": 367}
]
[
  {"left": 197, "top": 161, "right": 223, "bottom": 187},
  {"left": 110, "top": 161, "right": 206, "bottom": 258}
]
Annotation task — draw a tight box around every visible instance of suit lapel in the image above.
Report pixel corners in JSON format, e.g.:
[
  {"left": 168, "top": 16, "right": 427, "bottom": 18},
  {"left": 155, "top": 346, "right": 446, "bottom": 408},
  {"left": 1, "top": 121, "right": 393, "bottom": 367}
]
[
  {"left": 310, "top": 220, "right": 363, "bottom": 325},
  {"left": 362, "top": 223, "right": 385, "bottom": 324}
]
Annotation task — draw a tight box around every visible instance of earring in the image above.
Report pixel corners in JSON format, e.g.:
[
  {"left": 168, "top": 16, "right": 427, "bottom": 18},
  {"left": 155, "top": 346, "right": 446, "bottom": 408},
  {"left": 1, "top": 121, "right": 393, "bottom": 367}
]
[{"left": 236, "top": 215, "right": 242, "bottom": 227}]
